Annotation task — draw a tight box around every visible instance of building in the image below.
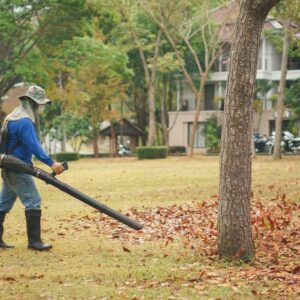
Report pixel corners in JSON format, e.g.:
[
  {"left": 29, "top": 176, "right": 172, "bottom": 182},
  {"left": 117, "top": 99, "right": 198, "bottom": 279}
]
[
  {"left": 168, "top": 1, "right": 300, "bottom": 151},
  {"left": 1, "top": 83, "right": 27, "bottom": 115}
]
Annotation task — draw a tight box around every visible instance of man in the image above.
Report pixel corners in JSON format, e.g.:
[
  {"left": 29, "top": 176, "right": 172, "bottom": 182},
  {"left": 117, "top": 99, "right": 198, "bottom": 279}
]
[{"left": 0, "top": 85, "right": 64, "bottom": 251}]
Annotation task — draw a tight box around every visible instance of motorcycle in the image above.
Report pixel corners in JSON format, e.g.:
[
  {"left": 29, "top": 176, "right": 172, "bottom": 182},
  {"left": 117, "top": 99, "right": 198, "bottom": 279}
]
[
  {"left": 254, "top": 133, "right": 271, "bottom": 153},
  {"left": 118, "top": 144, "right": 132, "bottom": 156},
  {"left": 265, "top": 131, "right": 300, "bottom": 154}
]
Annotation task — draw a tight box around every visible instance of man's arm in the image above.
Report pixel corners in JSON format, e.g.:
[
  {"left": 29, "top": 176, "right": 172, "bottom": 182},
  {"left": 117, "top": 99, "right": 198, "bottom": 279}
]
[{"left": 19, "top": 118, "right": 64, "bottom": 174}]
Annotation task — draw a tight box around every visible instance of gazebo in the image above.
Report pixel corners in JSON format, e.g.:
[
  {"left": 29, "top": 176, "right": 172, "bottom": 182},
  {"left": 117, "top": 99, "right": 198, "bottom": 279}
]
[{"left": 99, "top": 118, "right": 147, "bottom": 155}]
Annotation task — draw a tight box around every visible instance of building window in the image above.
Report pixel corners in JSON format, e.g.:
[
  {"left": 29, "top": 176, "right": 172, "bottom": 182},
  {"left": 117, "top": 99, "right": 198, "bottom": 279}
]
[
  {"left": 221, "top": 56, "right": 230, "bottom": 72},
  {"left": 288, "top": 56, "right": 300, "bottom": 70},
  {"left": 204, "top": 85, "right": 215, "bottom": 110},
  {"left": 188, "top": 122, "right": 206, "bottom": 148}
]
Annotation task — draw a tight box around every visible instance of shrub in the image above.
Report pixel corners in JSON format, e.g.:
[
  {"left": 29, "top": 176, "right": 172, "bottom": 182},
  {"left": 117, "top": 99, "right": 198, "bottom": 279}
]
[
  {"left": 168, "top": 146, "right": 186, "bottom": 154},
  {"left": 55, "top": 152, "right": 80, "bottom": 162},
  {"left": 203, "top": 115, "right": 222, "bottom": 152},
  {"left": 136, "top": 146, "right": 168, "bottom": 159}
]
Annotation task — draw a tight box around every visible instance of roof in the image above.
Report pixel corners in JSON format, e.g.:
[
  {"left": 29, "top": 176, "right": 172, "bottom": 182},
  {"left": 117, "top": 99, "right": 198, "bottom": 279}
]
[
  {"left": 1, "top": 85, "right": 27, "bottom": 114},
  {"left": 99, "top": 118, "right": 147, "bottom": 137},
  {"left": 212, "top": 0, "right": 284, "bottom": 42}
]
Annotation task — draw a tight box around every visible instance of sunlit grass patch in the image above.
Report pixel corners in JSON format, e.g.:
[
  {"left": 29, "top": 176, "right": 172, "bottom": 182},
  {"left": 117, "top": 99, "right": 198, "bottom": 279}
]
[{"left": 1, "top": 155, "right": 299, "bottom": 299}]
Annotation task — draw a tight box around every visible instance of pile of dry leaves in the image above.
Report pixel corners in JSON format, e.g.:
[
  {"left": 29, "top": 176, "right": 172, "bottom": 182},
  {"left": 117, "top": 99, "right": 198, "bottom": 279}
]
[{"left": 71, "top": 193, "right": 300, "bottom": 297}]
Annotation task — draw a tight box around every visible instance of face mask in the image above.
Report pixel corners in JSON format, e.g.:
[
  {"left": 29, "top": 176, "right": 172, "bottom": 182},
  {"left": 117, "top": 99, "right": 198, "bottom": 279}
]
[{"left": 38, "top": 105, "right": 45, "bottom": 113}]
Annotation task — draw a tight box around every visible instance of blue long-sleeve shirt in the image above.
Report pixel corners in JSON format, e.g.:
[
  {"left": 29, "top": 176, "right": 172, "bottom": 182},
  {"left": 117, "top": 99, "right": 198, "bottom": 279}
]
[{"left": 6, "top": 118, "right": 54, "bottom": 167}]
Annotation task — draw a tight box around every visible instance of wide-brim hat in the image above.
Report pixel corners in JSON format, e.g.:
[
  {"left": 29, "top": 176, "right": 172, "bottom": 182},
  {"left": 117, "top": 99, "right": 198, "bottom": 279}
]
[{"left": 19, "top": 85, "right": 52, "bottom": 105}]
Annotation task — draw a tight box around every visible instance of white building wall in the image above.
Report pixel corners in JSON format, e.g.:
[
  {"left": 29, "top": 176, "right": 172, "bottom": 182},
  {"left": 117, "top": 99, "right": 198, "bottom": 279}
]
[
  {"left": 168, "top": 111, "right": 223, "bottom": 149},
  {"left": 268, "top": 38, "right": 282, "bottom": 71},
  {"left": 169, "top": 32, "right": 300, "bottom": 149}
]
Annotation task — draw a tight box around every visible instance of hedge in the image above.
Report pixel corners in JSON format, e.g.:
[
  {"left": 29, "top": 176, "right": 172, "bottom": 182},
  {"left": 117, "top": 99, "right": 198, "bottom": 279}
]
[
  {"left": 55, "top": 152, "right": 80, "bottom": 162},
  {"left": 168, "top": 146, "right": 186, "bottom": 154},
  {"left": 136, "top": 146, "right": 168, "bottom": 159}
]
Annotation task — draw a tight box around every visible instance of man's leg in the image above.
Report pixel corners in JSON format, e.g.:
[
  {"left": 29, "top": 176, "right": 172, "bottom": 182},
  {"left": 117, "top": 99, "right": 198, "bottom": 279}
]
[
  {"left": 0, "top": 176, "right": 17, "bottom": 248},
  {"left": 13, "top": 172, "right": 52, "bottom": 251}
]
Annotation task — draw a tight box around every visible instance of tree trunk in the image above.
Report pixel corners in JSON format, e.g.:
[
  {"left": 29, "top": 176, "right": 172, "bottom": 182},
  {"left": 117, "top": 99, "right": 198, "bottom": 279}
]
[
  {"left": 61, "top": 117, "right": 67, "bottom": 152},
  {"left": 218, "top": 0, "right": 280, "bottom": 261},
  {"left": 188, "top": 92, "right": 201, "bottom": 157},
  {"left": 110, "top": 124, "right": 118, "bottom": 157},
  {"left": 93, "top": 129, "right": 99, "bottom": 158},
  {"left": 187, "top": 76, "right": 206, "bottom": 157},
  {"left": 133, "top": 89, "right": 147, "bottom": 145},
  {"left": 273, "top": 20, "right": 290, "bottom": 160},
  {"left": 147, "top": 84, "right": 156, "bottom": 146},
  {"left": 168, "top": 79, "right": 174, "bottom": 112},
  {"left": 161, "top": 77, "right": 168, "bottom": 145},
  {"left": 58, "top": 72, "right": 67, "bottom": 152}
]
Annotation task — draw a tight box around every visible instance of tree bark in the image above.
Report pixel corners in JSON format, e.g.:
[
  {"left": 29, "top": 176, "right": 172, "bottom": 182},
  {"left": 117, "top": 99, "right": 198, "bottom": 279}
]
[
  {"left": 147, "top": 84, "right": 157, "bottom": 146},
  {"left": 187, "top": 75, "right": 207, "bottom": 157},
  {"left": 93, "top": 128, "right": 99, "bottom": 158},
  {"left": 61, "top": 117, "right": 67, "bottom": 152},
  {"left": 110, "top": 124, "right": 118, "bottom": 157},
  {"left": 218, "top": 0, "right": 280, "bottom": 261},
  {"left": 273, "top": 20, "right": 290, "bottom": 160},
  {"left": 146, "top": 31, "right": 162, "bottom": 146},
  {"left": 161, "top": 77, "right": 168, "bottom": 145}
]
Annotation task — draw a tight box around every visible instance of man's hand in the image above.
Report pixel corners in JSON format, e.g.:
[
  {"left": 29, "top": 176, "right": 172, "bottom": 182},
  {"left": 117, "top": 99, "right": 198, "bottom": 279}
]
[{"left": 51, "top": 162, "right": 64, "bottom": 175}]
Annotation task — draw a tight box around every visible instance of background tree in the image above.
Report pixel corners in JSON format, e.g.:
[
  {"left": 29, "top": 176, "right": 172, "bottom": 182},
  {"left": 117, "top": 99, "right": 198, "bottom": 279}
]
[
  {"left": 40, "top": 100, "right": 62, "bottom": 153},
  {"left": 203, "top": 114, "right": 221, "bottom": 152},
  {"left": 45, "top": 35, "right": 130, "bottom": 156},
  {"left": 112, "top": 1, "right": 164, "bottom": 146},
  {"left": 285, "top": 78, "right": 300, "bottom": 134},
  {"left": 141, "top": 0, "right": 229, "bottom": 156},
  {"left": 49, "top": 112, "right": 91, "bottom": 153},
  {"left": 271, "top": 0, "right": 300, "bottom": 159},
  {"left": 77, "top": 63, "right": 129, "bottom": 157},
  {"left": 0, "top": 0, "right": 90, "bottom": 119},
  {"left": 253, "top": 79, "right": 275, "bottom": 133},
  {"left": 156, "top": 53, "right": 181, "bottom": 145},
  {"left": 218, "top": 0, "right": 280, "bottom": 261},
  {"left": 91, "top": 2, "right": 149, "bottom": 145}
]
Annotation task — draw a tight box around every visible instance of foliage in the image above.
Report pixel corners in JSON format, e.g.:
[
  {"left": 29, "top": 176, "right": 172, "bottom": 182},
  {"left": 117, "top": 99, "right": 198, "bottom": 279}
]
[
  {"left": 136, "top": 146, "right": 168, "bottom": 159},
  {"left": 40, "top": 100, "right": 62, "bottom": 136},
  {"left": 140, "top": 0, "right": 228, "bottom": 155},
  {"left": 74, "top": 48, "right": 130, "bottom": 143},
  {"left": 264, "top": 29, "right": 300, "bottom": 58},
  {"left": 285, "top": 78, "right": 300, "bottom": 134},
  {"left": 109, "top": 0, "right": 175, "bottom": 145},
  {"left": 55, "top": 152, "right": 80, "bottom": 161},
  {"left": 44, "top": 35, "right": 131, "bottom": 155},
  {"left": 0, "top": 0, "right": 90, "bottom": 99},
  {"left": 168, "top": 146, "right": 186, "bottom": 154},
  {"left": 46, "top": 36, "right": 131, "bottom": 109},
  {"left": 272, "top": 0, "right": 300, "bottom": 24},
  {"left": 267, "top": 0, "right": 300, "bottom": 57},
  {"left": 203, "top": 115, "right": 221, "bottom": 152},
  {"left": 253, "top": 80, "right": 277, "bottom": 113},
  {"left": 59, "top": 113, "right": 90, "bottom": 150},
  {"left": 46, "top": 112, "right": 92, "bottom": 153}
]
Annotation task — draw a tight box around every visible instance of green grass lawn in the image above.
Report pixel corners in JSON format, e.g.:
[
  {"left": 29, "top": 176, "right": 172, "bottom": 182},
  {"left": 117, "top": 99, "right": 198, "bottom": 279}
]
[{"left": 1, "top": 155, "right": 299, "bottom": 299}]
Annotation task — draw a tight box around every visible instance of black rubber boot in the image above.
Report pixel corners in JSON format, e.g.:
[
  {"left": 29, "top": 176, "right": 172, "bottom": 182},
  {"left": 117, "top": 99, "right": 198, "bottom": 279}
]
[
  {"left": 25, "top": 210, "right": 52, "bottom": 251},
  {"left": 0, "top": 211, "right": 14, "bottom": 248}
]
